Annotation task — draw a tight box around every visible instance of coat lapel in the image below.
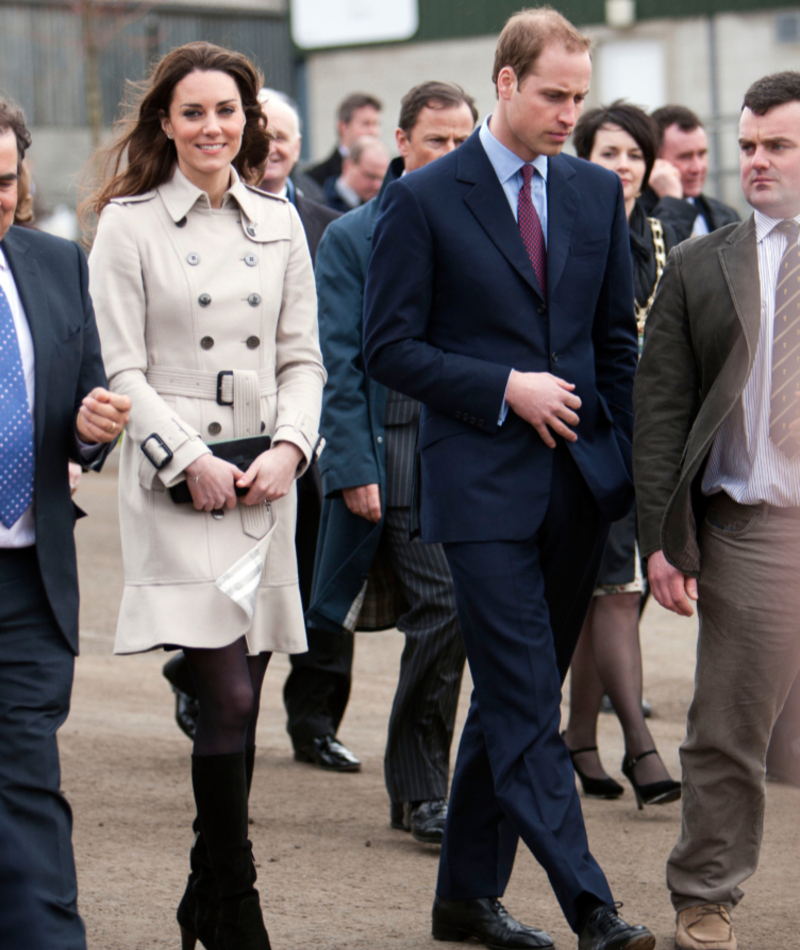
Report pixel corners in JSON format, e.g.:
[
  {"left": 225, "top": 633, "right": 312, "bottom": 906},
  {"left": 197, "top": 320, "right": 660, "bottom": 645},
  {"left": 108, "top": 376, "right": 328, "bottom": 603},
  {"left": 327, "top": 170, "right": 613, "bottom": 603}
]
[
  {"left": 544, "top": 156, "right": 579, "bottom": 296},
  {"left": 1, "top": 228, "right": 52, "bottom": 452},
  {"left": 457, "top": 134, "right": 544, "bottom": 301},
  {"left": 718, "top": 216, "right": 760, "bottom": 361}
]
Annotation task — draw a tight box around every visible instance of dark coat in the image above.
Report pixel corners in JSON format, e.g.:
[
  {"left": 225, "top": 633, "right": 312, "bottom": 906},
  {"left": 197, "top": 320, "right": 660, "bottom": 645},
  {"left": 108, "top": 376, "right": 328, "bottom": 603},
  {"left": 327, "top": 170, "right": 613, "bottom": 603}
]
[
  {"left": 306, "top": 159, "right": 404, "bottom": 635},
  {"left": 633, "top": 216, "right": 757, "bottom": 574},
  {"left": 640, "top": 186, "right": 741, "bottom": 241},
  {"left": 363, "top": 130, "right": 638, "bottom": 543},
  {"left": 307, "top": 148, "right": 343, "bottom": 188},
  {"left": 0, "top": 225, "right": 109, "bottom": 653},
  {"left": 295, "top": 193, "right": 340, "bottom": 266},
  {"left": 322, "top": 175, "right": 358, "bottom": 215}
]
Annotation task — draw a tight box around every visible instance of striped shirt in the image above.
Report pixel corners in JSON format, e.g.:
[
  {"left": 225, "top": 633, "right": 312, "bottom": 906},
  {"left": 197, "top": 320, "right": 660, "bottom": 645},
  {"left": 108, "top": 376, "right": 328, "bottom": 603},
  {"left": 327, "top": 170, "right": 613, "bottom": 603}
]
[{"left": 702, "top": 211, "right": 800, "bottom": 505}]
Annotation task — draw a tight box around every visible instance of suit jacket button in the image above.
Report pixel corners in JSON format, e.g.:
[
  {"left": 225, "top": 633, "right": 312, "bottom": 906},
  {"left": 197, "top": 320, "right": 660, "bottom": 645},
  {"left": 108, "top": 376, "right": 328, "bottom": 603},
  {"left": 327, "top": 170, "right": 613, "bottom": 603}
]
[
  {"left": 246, "top": 335, "right": 260, "bottom": 349},
  {"left": 208, "top": 422, "right": 222, "bottom": 436},
  {"left": 248, "top": 293, "right": 262, "bottom": 306},
  {"left": 200, "top": 336, "right": 214, "bottom": 350},
  {"left": 199, "top": 294, "right": 212, "bottom": 307},
  {"left": 478, "top": 419, "right": 485, "bottom": 427},
  {"left": 551, "top": 352, "right": 558, "bottom": 363},
  {"left": 537, "top": 304, "right": 546, "bottom": 315},
  {"left": 377, "top": 435, "right": 383, "bottom": 443},
  {"left": 469, "top": 416, "right": 476, "bottom": 425},
  {"left": 187, "top": 253, "right": 200, "bottom": 266},
  {"left": 245, "top": 253, "right": 258, "bottom": 267},
  {"left": 454, "top": 411, "right": 462, "bottom": 419}
]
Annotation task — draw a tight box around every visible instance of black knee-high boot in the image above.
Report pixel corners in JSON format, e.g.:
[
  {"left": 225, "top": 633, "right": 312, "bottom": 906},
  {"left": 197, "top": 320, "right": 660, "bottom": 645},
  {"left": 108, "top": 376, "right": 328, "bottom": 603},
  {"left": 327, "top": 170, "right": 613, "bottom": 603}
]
[{"left": 178, "top": 749, "right": 259, "bottom": 950}]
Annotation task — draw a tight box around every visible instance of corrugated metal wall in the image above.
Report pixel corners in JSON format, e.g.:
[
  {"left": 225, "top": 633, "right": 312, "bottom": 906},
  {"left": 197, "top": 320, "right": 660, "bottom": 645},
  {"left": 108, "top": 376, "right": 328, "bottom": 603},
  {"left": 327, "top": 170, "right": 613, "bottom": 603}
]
[{"left": 0, "top": 3, "right": 293, "bottom": 126}]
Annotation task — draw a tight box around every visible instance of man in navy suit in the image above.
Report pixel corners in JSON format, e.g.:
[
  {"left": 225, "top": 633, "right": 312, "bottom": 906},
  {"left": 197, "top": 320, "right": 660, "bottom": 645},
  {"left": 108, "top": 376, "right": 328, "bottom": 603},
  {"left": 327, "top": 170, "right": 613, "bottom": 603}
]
[
  {"left": 364, "top": 10, "right": 653, "bottom": 950},
  {"left": 0, "top": 100, "right": 129, "bottom": 950}
]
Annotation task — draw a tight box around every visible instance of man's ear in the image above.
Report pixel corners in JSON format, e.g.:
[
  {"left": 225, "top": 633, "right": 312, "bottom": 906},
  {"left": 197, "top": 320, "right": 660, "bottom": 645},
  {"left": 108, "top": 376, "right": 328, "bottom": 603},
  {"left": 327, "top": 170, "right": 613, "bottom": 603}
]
[
  {"left": 395, "top": 127, "right": 410, "bottom": 160},
  {"left": 496, "top": 66, "right": 518, "bottom": 102}
]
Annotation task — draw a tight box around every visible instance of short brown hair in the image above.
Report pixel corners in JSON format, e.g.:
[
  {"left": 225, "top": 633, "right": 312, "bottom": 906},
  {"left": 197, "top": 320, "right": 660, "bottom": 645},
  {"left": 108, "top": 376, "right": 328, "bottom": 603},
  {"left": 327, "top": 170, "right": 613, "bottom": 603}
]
[
  {"left": 86, "top": 42, "right": 270, "bottom": 218},
  {"left": 650, "top": 105, "right": 702, "bottom": 151},
  {"left": 743, "top": 71, "right": 800, "bottom": 115},
  {"left": 337, "top": 93, "right": 382, "bottom": 126},
  {"left": 492, "top": 7, "right": 590, "bottom": 91},
  {"left": 573, "top": 100, "right": 658, "bottom": 189},
  {"left": 0, "top": 97, "right": 32, "bottom": 172},
  {"left": 398, "top": 82, "right": 478, "bottom": 135}
]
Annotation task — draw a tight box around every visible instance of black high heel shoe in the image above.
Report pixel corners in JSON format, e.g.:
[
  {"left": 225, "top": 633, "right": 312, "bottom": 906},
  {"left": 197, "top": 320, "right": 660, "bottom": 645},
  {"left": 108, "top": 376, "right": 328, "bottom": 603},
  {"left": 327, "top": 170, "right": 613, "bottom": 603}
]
[
  {"left": 621, "top": 749, "right": 681, "bottom": 810},
  {"left": 563, "top": 734, "right": 624, "bottom": 799}
]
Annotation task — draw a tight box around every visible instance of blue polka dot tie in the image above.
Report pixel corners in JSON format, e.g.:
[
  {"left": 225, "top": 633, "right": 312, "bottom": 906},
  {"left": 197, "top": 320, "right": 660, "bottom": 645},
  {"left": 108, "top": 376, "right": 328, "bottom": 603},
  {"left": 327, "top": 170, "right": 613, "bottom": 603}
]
[
  {"left": 0, "top": 282, "right": 34, "bottom": 528},
  {"left": 518, "top": 163, "right": 547, "bottom": 300}
]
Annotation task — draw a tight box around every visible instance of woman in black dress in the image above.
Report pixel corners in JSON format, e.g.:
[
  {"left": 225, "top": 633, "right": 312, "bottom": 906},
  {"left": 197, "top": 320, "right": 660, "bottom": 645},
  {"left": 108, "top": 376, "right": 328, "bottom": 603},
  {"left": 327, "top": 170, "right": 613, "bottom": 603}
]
[{"left": 563, "top": 102, "right": 682, "bottom": 809}]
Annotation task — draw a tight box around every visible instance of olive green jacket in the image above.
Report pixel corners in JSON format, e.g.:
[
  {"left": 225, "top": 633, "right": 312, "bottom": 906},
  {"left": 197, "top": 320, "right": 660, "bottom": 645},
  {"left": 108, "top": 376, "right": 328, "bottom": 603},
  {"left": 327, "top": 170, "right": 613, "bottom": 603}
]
[{"left": 633, "top": 215, "right": 759, "bottom": 574}]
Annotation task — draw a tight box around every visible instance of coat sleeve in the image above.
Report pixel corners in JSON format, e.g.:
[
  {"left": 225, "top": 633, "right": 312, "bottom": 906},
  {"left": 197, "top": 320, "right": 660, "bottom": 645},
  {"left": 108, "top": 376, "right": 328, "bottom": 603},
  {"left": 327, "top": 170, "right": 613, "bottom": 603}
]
[
  {"left": 633, "top": 245, "right": 701, "bottom": 559},
  {"left": 271, "top": 202, "right": 327, "bottom": 475},
  {"left": 314, "top": 219, "right": 380, "bottom": 496},
  {"left": 88, "top": 202, "right": 210, "bottom": 487},
  {"left": 592, "top": 179, "right": 639, "bottom": 457},
  {"left": 362, "top": 178, "right": 510, "bottom": 432}
]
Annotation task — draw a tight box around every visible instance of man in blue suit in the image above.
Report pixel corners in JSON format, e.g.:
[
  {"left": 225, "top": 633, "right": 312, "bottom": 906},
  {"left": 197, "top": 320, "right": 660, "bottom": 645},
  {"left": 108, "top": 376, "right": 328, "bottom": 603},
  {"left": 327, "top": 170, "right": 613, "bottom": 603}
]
[{"left": 364, "top": 10, "right": 654, "bottom": 950}]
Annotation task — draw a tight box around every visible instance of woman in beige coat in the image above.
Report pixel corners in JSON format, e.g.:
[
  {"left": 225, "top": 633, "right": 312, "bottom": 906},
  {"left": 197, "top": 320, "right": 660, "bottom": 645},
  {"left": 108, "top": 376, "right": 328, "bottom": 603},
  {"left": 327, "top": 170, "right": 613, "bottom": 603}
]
[{"left": 87, "top": 43, "right": 325, "bottom": 950}]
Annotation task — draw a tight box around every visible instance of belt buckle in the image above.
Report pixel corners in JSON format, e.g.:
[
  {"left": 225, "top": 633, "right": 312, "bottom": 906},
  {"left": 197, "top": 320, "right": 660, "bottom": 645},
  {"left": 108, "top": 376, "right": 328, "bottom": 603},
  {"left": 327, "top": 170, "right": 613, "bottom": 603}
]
[{"left": 216, "top": 371, "right": 233, "bottom": 406}]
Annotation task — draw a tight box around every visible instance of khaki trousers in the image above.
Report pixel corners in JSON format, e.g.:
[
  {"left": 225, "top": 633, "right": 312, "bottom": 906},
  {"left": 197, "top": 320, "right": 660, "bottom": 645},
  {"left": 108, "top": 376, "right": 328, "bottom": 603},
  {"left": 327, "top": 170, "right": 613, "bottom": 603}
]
[{"left": 667, "top": 492, "right": 800, "bottom": 912}]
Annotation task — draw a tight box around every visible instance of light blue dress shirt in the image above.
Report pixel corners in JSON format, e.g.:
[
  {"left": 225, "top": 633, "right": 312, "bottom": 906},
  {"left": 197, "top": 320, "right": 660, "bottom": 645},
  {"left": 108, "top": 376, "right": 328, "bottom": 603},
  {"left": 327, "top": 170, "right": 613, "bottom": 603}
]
[
  {"left": 478, "top": 115, "right": 549, "bottom": 422},
  {"left": 479, "top": 114, "right": 548, "bottom": 245}
]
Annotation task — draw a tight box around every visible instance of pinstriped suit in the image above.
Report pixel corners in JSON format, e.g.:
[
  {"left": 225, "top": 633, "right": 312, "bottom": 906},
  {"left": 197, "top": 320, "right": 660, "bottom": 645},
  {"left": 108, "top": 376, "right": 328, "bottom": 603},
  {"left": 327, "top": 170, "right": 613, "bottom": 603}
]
[{"left": 308, "top": 159, "right": 466, "bottom": 805}]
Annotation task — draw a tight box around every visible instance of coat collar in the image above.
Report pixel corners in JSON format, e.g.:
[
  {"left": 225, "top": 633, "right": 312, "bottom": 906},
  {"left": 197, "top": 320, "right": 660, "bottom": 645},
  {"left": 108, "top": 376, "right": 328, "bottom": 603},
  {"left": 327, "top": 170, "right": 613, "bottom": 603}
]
[
  {"left": 366, "top": 157, "right": 404, "bottom": 241},
  {"left": 0, "top": 226, "right": 52, "bottom": 451},
  {"left": 158, "top": 164, "right": 265, "bottom": 225},
  {"left": 718, "top": 214, "right": 760, "bottom": 359},
  {"left": 456, "top": 131, "right": 577, "bottom": 302}
]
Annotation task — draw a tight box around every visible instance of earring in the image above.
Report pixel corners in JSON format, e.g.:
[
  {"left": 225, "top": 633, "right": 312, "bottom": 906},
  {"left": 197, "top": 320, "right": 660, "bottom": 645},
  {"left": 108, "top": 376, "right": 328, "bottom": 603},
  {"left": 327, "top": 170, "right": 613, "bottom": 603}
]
[{"left": 166, "top": 133, "right": 173, "bottom": 140}]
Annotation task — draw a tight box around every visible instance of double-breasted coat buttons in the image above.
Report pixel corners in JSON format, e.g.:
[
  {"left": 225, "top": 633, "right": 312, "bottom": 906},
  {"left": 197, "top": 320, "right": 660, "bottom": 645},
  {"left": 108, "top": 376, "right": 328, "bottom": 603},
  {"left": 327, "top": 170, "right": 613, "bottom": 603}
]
[
  {"left": 244, "top": 254, "right": 258, "bottom": 267},
  {"left": 208, "top": 422, "right": 222, "bottom": 436},
  {"left": 246, "top": 336, "right": 260, "bottom": 349},
  {"left": 246, "top": 225, "right": 257, "bottom": 237},
  {"left": 200, "top": 336, "right": 214, "bottom": 350},
  {"left": 248, "top": 293, "right": 262, "bottom": 307},
  {"left": 198, "top": 294, "right": 212, "bottom": 307},
  {"left": 187, "top": 253, "right": 200, "bottom": 266},
  {"left": 176, "top": 216, "right": 187, "bottom": 228}
]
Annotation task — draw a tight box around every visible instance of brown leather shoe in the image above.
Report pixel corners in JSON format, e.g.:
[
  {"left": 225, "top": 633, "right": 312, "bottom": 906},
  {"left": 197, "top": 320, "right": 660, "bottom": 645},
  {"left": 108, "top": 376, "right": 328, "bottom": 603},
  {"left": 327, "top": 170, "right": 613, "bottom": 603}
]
[{"left": 675, "top": 904, "right": 736, "bottom": 950}]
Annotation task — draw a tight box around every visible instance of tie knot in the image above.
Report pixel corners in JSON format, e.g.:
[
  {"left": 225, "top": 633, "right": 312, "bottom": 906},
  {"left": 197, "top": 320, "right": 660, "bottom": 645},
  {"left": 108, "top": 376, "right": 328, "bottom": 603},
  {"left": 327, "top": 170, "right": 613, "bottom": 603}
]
[
  {"left": 777, "top": 219, "right": 800, "bottom": 244},
  {"left": 521, "top": 163, "right": 534, "bottom": 186}
]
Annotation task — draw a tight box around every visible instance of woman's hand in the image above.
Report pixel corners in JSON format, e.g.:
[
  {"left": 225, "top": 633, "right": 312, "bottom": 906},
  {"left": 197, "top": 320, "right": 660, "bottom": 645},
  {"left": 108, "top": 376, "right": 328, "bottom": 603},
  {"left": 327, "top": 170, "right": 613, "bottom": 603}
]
[
  {"left": 185, "top": 455, "right": 244, "bottom": 512},
  {"left": 236, "top": 442, "right": 304, "bottom": 506}
]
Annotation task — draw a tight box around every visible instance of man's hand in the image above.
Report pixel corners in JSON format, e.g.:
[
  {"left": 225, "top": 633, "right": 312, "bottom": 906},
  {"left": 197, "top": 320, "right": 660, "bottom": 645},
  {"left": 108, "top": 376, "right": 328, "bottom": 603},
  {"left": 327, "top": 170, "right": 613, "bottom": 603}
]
[
  {"left": 342, "top": 484, "right": 382, "bottom": 523},
  {"left": 647, "top": 549, "right": 698, "bottom": 617},
  {"left": 236, "top": 442, "right": 304, "bottom": 505},
  {"left": 648, "top": 159, "right": 684, "bottom": 200},
  {"left": 76, "top": 388, "right": 131, "bottom": 444},
  {"left": 505, "top": 370, "right": 581, "bottom": 448}
]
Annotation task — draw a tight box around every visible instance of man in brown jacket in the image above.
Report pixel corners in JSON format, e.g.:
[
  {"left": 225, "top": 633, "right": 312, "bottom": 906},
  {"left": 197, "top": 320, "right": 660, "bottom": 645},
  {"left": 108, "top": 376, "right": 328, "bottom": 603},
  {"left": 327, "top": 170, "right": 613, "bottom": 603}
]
[{"left": 634, "top": 71, "right": 800, "bottom": 950}]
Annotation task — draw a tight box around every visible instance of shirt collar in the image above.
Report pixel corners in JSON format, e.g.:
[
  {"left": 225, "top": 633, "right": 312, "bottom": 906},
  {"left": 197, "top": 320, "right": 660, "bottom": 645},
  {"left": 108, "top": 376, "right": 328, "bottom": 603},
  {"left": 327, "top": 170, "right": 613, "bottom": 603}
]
[
  {"left": 0, "top": 245, "right": 8, "bottom": 271},
  {"left": 754, "top": 209, "right": 800, "bottom": 243},
  {"left": 479, "top": 114, "right": 548, "bottom": 185},
  {"left": 158, "top": 164, "right": 261, "bottom": 224}
]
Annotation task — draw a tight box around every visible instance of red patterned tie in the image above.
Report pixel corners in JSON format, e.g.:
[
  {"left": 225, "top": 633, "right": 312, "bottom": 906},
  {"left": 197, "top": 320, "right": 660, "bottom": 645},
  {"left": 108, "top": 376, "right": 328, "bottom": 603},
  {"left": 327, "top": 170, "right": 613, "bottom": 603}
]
[{"left": 518, "top": 163, "right": 547, "bottom": 299}]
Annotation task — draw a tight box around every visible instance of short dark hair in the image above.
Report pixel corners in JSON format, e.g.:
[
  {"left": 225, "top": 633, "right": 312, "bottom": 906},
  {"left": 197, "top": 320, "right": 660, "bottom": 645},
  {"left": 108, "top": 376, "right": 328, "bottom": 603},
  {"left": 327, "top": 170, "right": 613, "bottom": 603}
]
[
  {"left": 0, "top": 97, "right": 32, "bottom": 172},
  {"left": 573, "top": 100, "right": 658, "bottom": 189},
  {"left": 743, "top": 71, "right": 800, "bottom": 115},
  {"left": 492, "top": 7, "right": 590, "bottom": 92},
  {"left": 398, "top": 81, "right": 478, "bottom": 136},
  {"left": 650, "top": 105, "right": 702, "bottom": 151},
  {"left": 337, "top": 93, "right": 382, "bottom": 126}
]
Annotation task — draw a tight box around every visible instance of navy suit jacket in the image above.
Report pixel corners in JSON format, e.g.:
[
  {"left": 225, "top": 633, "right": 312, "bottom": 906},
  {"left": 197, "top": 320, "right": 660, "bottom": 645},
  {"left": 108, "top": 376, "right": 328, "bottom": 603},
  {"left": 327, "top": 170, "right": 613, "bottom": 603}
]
[
  {"left": 1, "top": 226, "right": 109, "bottom": 653},
  {"left": 363, "top": 130, "right": 637, "bottom": 543}
]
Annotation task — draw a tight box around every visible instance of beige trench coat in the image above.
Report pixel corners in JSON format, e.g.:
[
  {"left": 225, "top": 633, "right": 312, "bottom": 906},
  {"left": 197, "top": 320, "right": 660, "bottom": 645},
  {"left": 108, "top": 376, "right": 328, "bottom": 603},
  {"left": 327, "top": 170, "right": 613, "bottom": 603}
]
[{"left": 89, "top": 166, "right": 326, "bottom": 655}]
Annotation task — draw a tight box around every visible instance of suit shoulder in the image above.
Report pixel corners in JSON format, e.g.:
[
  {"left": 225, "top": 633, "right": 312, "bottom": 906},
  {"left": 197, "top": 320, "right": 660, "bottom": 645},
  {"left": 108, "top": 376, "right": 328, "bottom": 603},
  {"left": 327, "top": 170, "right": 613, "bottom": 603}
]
[
  {"left": 8, "top": 225, "right": 84, "bottom": 264},
  {"left": 326, "top": 198, "right": 373, "bottom": 240},
  {"left": 673, "top": 220, "right": 744, "bottom": 264},
  {"left": 703, "top": 194, "right": 741, "bottom": 223},
  {"left": 559, "top": 153, "right": 620, "bottom": 190},
  {"left": 296, "top": 194, "right": 341, "bottom": 226}
]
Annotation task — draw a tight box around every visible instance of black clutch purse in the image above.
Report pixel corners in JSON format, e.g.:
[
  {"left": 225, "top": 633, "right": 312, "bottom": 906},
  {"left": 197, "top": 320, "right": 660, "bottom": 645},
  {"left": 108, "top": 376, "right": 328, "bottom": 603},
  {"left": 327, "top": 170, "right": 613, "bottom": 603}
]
[{"left": 169, "top": 435, "right": 272, "bottom": 504}]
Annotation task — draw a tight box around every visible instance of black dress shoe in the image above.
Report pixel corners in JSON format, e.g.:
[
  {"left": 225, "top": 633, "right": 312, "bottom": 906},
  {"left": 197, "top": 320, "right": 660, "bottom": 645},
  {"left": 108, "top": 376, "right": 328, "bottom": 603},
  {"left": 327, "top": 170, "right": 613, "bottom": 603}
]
[
  {"left": 294, "top": 735, "right": 361, "bottom": 772},
  {"left": 391, "top": 799, "right": 447, "bottom": 844},
  {"left": 432, "top": 897, "right": 553, "bottom": 950},
  {"left": 578, "top": 905, "right": 655, "bottom": 950}
]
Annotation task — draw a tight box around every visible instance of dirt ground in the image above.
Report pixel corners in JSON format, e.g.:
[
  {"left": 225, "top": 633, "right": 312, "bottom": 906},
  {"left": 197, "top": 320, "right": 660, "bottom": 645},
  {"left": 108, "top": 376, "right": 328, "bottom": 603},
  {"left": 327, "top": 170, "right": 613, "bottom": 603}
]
[{"left": 65, "top": 457, "right": 800, "bottom": 950}]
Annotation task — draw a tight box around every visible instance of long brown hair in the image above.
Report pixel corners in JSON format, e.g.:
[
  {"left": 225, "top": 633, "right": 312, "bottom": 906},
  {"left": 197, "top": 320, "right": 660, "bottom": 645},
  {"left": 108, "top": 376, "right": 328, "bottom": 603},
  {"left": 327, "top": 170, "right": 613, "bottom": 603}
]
[{"left": 85, "top": 42, "right": 270, "bottom": 219}]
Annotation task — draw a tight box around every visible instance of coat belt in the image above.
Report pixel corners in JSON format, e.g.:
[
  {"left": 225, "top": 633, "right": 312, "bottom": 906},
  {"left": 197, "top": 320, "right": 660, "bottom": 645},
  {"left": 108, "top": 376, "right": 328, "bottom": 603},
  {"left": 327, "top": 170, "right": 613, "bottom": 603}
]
[{"left": 145, "top": 366, "right": 277, "bottom": 403}]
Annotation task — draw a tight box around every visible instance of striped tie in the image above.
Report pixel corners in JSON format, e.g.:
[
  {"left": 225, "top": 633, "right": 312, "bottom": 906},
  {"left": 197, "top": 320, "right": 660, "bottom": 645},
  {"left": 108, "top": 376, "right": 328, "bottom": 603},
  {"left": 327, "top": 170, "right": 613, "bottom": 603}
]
[{"left": 769, "top": 219, "right": 800, "bottom": 459}]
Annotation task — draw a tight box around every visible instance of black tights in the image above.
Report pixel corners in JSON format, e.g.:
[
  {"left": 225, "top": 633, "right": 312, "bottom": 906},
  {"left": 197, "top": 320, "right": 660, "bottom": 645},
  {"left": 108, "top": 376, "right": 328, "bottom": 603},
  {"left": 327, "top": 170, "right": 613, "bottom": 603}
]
[{"left": 184, "top": 638, "right": 272, "bottom": 757}]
